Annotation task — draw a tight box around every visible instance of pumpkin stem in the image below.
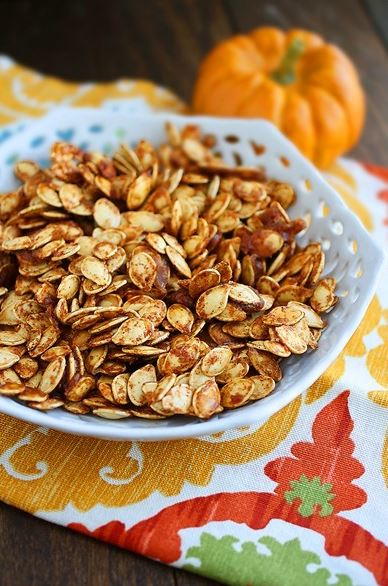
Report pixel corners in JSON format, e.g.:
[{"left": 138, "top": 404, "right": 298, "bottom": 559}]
[{"left": 271, "top": 38, "right": 305, "bottom": 85}]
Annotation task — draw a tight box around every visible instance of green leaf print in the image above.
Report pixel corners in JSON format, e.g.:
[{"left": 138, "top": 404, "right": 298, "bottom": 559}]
[
  {"left": 183, "top": 532, "right": 353, "bottom": 586},
  {"left": 284, "top": 475, "right": 335, "bottom": 517}
]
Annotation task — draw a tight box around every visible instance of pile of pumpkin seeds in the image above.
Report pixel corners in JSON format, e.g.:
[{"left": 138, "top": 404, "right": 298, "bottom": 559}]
[{"left": 0, "top": 122, "right": 337, "bottom": 420}]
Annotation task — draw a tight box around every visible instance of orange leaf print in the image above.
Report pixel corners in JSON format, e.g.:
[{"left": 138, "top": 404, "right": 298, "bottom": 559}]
[
  {"left": 367, "top": 325, "right": 388, "bottom": 389},
  {"left": 0, "top": 397, "right": 301, "bottom": 513},
  {"left": 326, "top": 161, "right": 373, "bottom": 231},
  {"left": 368, "top": 391, "right": 388, "bottom": 408},
  {"left": 362, "top": 162, "right": 388, "bottom": 182},
  {"left": 0, "top": 60, "right": 184, "bottom": 125},
  {"left": 306, "top": 296, "right": 382, "bottom": 404},
  {"left": 383, "top": 435, "right": 388, "bottom": 487}
]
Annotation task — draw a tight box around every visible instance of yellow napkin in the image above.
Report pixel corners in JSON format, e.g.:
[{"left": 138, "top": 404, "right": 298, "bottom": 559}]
[{"left": 0, "top": 57, "right": 386, "bottom": 586}]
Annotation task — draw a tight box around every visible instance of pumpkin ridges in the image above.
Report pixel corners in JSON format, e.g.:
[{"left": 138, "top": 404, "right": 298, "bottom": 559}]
[
  {"left": 312, "top": 66, "right": 365, "bottom": 150},
  {"left": 225, "top": 72, "right": 267, "bottom": 115},
  {"left": 286, "top": 29, "right": 324, "bottom": 52},
  {"left": 237, "top": 78, "right": 285, "bottom": 125},
  {"left": 195, "top": 73, "right": 265, "bottom": 116},
  {"left": 199, "top": 36, "right": 263, "bottom": 76},
  {"left": 298, "top": 45, "right": 365, "bottom": 148},
  {"left": 280, "top": 91, "right": 316, "bottom": 160},
  {"left": 192, "top": 38, "right": 264, "bottom": 112},
  {"left": 303, "top": 85, "right": 350, "bottom": 168},
  {"left": 249, "top": 27, "right": 286, "bottom": 72}
]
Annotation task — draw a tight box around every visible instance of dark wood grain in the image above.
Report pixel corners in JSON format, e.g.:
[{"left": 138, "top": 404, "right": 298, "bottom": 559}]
[
  {"left": 0, "top": 1, "right": 387, "bottom": 585},
  {"left": 363, "top": 0, "right": 388, "bottom": 48},
  {"left": 0, "top": 503, "right": 216, "bottom": 586},
  {"left": 0, "top": 0, "right": 387, "bottom": 163}
]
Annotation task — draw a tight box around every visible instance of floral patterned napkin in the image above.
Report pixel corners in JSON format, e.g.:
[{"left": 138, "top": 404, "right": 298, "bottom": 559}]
[{"left": 0, "top": 56, "right": 387, "bottom": 586}]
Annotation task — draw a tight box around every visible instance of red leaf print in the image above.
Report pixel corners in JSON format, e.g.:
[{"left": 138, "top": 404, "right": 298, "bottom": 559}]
[
  {"left": 362, "top": 163, "right": 388, "bottom": 183},
  {"left": 68, "top": 493, "right": 388, "bottom": 585},
  {"left": 265, "top": 391, "right": 366, "bottom": 513},
  {"left": 70, "top": 520, "right": 128, "bottom": 546},
  {"left": 361, "top": 163, "right": 388, "bottom": 225},
  {"left": 376, "top": 189, "right": 388, "bottom": 225},
  {"left": 66, "top": 392, "right": 385, "bottom": 582},
  {"left": 377, "top": 190, "right": 388, "bottom": 203}
]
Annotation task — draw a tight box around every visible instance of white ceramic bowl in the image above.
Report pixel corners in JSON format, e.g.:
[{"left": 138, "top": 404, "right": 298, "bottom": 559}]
[{"left": 0, "top": 108, "right": 384, "bottom": 441}]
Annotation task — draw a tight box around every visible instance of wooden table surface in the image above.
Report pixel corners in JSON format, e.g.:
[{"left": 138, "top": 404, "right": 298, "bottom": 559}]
[{"left": 0, "top": 1, "right": 387, "bottom": 585}]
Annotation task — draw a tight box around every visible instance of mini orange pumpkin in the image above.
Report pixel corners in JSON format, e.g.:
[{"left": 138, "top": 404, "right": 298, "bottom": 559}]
[{"left": 192, "top": 27, "right": 365, "bottom": 168}]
